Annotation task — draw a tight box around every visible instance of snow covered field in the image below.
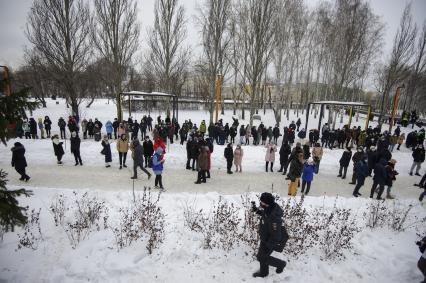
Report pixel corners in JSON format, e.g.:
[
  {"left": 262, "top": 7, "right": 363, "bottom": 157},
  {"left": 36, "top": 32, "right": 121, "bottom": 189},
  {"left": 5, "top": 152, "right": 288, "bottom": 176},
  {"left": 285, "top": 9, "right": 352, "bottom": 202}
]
[{"left": 0, "top": 98, "right": 425, "bottom": 282}]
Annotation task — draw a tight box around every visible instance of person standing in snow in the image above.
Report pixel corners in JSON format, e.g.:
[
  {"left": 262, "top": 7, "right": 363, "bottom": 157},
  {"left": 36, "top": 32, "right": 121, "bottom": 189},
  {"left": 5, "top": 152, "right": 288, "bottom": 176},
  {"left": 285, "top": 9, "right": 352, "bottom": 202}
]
[
  {"left": 51, "top": 134, "right": 65, "bottom": 165},
  {"left": 352, "top": 156, "right": 369, "bottom": 197},
  {"left": 101, "top": 135, "right": 112, "bottom": 168},
  {"left": 11, "top": 142, "right": 30, "bottom": 181},
  {"left": 87, "top": 119, "right": 95, "bottom": 139},
  {"left": 416, "top": 235, "right": 426, "bottom": 281},
  {"left": 234, "top": 144, "right": 243, "bottom": 173},
  {"left": 23, "top": 119, "right": 31, "bottom": 139},
  {"left": 224, "top": 143, "right": 234, "bottom": 174},
  {"left": 70, "top": 131, "right": 83, "bottom": 166},
  {"left": 337, "top": 147, "right": 352, "bottom": 179},
  {"left": 301, "top": 158, "right": 315, "bottom": 195},
  {"left": 37, "top": 118, "right": 45, "bottom": 139},
  {"left": 142, "top": 136, "right": 154, "bottom": 168},
  {"left": 152, "top": 147, "right": 165, "bottom": 190},
  {"left": 195, "top": 146, "right": 209, "bottom": 184},
  {"left": 116, "top": 134, "right": 129, "bottom": 169},
  {"left": 350, "top": 147, "right": 365, "bottom": 185},
  {"left": 311, "top": 143, "right": 323, "bottom": 174},
  {"left": 278, "top": 141, "right": 291, "bottom": 175},
  {"left": 418, "top": 174, "right": 426, "bottom": 202},
  {"left": 105, "top": 120, "right": 113, "bottom": 140},
  {"left": 385, "top": 159, "right": 398, "bottom": 199},
  {"left": 252, "top": 193, "right": 287, "bottom": 278},
  {"left": 29, "top": 117, "right": 38, "bottom": 139},
  {"left": 296, "top": 118, "right": 302, "bottom": 132},
  {"left": 409, "top": 144, "right": 425, "bottom": 176},
  {"left": 43, "top": 116, "right": 52, "bottom": 138},
  {"left": 397, "top": 133, "right": 405, "bottom": 150},
  {"left": 58, "top": 117, "right": 66, "bottom": 139},
  {"left": 265, "top": 141, "right": 277, "bottom": 172},
  {"left": 112, "top": 118, "right": 119, "bottom": 139},
  {"left": 288, "top": 152, "right": 304, "bottom": 196},
  {"left": 130, "top": 139, "right": 151, "bottom": 179}
]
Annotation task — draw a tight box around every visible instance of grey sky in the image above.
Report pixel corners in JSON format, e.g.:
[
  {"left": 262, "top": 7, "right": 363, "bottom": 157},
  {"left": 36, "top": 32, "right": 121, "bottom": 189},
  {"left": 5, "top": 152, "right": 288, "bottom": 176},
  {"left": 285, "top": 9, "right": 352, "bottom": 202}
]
[{"left": 1, "top": 0, "right": 425, "bottom": 70}]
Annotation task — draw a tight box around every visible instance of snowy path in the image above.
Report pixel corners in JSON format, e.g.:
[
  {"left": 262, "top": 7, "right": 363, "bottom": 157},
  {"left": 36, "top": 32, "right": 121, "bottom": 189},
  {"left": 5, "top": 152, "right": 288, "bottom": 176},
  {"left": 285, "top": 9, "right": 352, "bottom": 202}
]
[{"left": 2, "top": 162, "right": 423, "bottom": 200}]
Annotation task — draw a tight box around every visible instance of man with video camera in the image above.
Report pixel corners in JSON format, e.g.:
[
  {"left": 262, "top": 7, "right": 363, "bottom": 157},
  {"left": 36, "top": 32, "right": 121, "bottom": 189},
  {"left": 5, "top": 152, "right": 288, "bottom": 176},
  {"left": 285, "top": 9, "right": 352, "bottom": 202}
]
[
  {"left": 251, "top": 192, "right": 288, "bottom": 278},
  {"left": 417, "top": 235, "right": 426, "bottom": 282}
]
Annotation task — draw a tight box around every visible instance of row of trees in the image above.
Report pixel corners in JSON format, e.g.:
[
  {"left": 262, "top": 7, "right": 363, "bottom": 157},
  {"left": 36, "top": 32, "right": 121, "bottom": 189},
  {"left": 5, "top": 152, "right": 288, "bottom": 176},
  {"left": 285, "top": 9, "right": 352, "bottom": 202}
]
[{"left": 13, "top": 0, "right": 426, "bottom": 125}]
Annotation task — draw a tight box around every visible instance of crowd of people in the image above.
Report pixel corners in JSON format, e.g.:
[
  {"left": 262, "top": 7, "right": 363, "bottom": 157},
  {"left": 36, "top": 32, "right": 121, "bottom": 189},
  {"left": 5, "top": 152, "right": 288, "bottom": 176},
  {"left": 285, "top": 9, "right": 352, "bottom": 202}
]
[{"left": 8, "top": 111, "right": 426, "bottom": 200}]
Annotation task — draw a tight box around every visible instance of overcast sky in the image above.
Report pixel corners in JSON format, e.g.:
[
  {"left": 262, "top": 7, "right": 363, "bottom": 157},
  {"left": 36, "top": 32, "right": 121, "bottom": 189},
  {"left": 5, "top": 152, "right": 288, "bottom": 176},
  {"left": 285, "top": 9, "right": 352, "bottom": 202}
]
[{"left": 1, "top": 0, "right": 425, "bottom": 70}]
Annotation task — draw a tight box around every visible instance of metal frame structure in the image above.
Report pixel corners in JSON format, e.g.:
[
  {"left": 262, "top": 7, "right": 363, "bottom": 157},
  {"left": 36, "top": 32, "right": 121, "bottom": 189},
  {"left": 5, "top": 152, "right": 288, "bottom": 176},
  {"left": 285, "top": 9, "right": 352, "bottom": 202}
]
[
  {"left": 119, "top": 91, "right": 179, "bottom": 122},
  {"left": 305, "top": 101, "right": 371, "bottom": 131}
]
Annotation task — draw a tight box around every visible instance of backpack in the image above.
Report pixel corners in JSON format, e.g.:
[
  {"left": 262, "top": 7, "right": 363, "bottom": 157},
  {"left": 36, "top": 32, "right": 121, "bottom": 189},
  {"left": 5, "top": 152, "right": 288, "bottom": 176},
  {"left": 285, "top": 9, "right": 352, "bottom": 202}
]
[{"left": 274, "top": 225, "right": 289, "bottom": 252}]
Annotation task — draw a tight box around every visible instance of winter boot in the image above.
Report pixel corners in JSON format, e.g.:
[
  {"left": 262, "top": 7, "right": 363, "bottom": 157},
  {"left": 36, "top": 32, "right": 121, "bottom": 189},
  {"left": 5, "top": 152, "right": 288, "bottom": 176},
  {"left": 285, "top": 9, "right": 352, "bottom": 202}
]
[
  {"left": 252, "top": 271, "right": 268, "bottom": 278},
  {"left": 276, "top": 261, "right": 286, "bottom": 274}
]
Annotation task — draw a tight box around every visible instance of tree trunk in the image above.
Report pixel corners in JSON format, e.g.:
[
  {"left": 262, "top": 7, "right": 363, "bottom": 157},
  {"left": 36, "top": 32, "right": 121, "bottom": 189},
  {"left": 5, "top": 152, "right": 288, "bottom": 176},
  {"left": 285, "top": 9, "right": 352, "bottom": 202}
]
[{"left": 86, "top": 97, "right": 95, "bottom": 108}]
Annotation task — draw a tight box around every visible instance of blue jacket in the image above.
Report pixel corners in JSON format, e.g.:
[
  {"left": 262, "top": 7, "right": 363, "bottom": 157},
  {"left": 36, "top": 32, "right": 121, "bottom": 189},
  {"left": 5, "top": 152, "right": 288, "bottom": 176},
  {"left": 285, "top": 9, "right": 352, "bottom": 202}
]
[
  {"left": 105, "top": 121, "right": 113, "bottom": 134},
  {"left": 152, "top": 152, "right": 163, "bottom": 175},
  {"left": 302, "top": 163, "right": 315, "bottom": 182}
]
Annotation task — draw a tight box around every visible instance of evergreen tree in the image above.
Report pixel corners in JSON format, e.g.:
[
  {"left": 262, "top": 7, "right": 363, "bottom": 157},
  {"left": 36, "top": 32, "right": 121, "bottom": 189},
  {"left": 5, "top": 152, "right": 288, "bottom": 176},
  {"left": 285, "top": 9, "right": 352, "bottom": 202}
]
[
  {"left": 0, "top": 69, "right": 38, "bottom": 234},
  {"left": 0, "top": 170, "right": 33, "bottom": 233}
]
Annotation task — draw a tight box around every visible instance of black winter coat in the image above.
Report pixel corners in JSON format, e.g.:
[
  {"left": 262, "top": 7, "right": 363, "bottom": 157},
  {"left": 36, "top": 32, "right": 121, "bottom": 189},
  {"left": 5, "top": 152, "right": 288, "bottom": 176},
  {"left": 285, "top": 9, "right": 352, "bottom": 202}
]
[
  {"left": 70, "top": 136, "right": 81, "bottom": 153},
  {"left": 257, "top": 203, "right": 284, "bottom": 250},
  {"left": 413, "top": 147, "right": 425, "bottom": 163},
  {"left": 224, "top": 146, "right": 234, "bottom": 160},
  {"left": 288, "top": 159, "right": 303, "bottom": 181},
  {"left": 44, "top": 118, "right": 52, "bottom": 130},
  {"left": 29, "top": 119, "right": 37, "bottom": 134},
  {"left": 143, "top": 140, "right": 154, "bottom": 156},
  {"left": 133, "top": 143, "right": 144, "bottom": 164},
  {"left": 339, "top": 150, "right": 352, "bottom": 167},
  {"left": 373, "top": 159, "right": 388, "bottom": 186},
  {"left": 367, "top": 150, "right": 378, "bottom": 169},
  {"left": 101, "top": 140, "right": 112, "bottom": 162},
  {"left": 11, "top": 144, "right": 27, "bottom": 169},
  {"left": 279, "top": 144, "right": 291, "bottom": 163},
  {"left": 352, "top": 151, "right": 365, "bottom": 164},
  {"left": 53, "top": 141, "right": 65, "bottom": 157}
]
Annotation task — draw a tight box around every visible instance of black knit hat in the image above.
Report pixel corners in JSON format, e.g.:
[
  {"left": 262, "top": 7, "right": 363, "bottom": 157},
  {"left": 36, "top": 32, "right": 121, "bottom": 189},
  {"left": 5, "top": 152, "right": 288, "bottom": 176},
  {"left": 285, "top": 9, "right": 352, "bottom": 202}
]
[{"left": 260, "top": 192, "right": 275, "bottom": 205}]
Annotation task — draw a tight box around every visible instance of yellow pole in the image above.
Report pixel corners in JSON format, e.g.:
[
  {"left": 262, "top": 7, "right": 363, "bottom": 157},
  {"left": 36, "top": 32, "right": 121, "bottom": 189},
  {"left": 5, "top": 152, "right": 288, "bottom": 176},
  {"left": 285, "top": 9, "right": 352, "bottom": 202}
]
[
  {"left": 389, "top": 87, "right": 401, "bottom": 133},
  {"left": 365, "top": 105, "right": 371, "bottom": 130},
  {"left": 215, "top": 75, "right": 221, "bottom": 123},
  {"left": 348, "top": 107, "right": 353, "bottom": 128}
]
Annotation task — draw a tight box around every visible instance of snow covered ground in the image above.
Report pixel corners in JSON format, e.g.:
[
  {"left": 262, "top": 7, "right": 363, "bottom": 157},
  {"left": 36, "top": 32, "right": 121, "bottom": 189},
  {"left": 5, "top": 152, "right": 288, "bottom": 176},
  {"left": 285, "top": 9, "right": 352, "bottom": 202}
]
[{"left": 0, "top": 98, "right": 425, "bottom": 282}]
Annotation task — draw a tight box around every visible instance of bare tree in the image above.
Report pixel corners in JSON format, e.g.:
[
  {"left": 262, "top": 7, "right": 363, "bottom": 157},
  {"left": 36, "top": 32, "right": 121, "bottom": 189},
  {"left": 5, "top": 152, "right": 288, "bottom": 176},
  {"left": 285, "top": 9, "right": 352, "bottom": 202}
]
[
  {"left": 236, "top": 0, "right": 277, "bottom": 125},
  {"left": 377, "top": 3, "right": 417, "bottom": 124},
  {"left": 404, "top": 20, "right": 426, "bottom": 111},
  {"left": 92, "top": 0, "right": 140, "bottom": 121},
  {"left": 197, "top": 0, "right": 232, "bottom": 124},
  {"left": 146, "top": 0, "right": 190, "bottom": 97},
  {"left": 26, "top": 0, "right": 92, "bottom": 118}
]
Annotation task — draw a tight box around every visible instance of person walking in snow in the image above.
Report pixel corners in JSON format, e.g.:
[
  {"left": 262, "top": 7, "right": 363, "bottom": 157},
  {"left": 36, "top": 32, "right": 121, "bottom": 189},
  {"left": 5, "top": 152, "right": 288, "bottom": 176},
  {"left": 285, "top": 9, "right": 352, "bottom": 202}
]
[
  {"left": 301, "top": 158, "right": 315, "bottom": 195},
  {"left": 51, "top": 134, "right": 64, "bottom": 165},
  {"left": 296, "top": 118, "right": 301, "bottom": 132},
  {"left": 11, "top": 142, "right": 30, "bottom": 181},
  {"left": 101, "top": 135, "right": 112, "bottom": 168},
  {"left": 409, "top": 144, "right": 425, "bottom": 176},
  {"left": 116, "top": 134, "right": 129, "bottom": 169},
  {"left": 352, "top": 156, "right": 369, "bottom": 197},
  {"left": 370, "top": 158, "right": 388, "bottom": 200},
  {"left": 278, "top": 141, "right": 291, "bottom": 175},
  {"left": 288, "top": 152, "right": 304, "bottom": 196},
  {"left": 195, "top": 146, "right": 208, "bottom": 184},
  {"left": 338, "top": 147, "right": 352, "bottom": 179},
  {"left": 130, "top": 139, "right": 151, "bottom": 179},
  {"left": 152, "top": 147, "right": 165, "bottom": 190},
  {"left": 70, "top": 131, "right": 83, "bottom": 166},
  {"left": 385, "top": 159, "right": 398, "bottom": 199},
  {"left": 251, "top": 192, "right": 287, "bottom": 278},
  {"left": 234, "top": 144, "right": 243, "bottom": 173},
  {"left": 224, "top": 143, "right": 234, "bottom": 174},
  {"left": 265, "top": 141, "right": 277, "bottom": 172}
]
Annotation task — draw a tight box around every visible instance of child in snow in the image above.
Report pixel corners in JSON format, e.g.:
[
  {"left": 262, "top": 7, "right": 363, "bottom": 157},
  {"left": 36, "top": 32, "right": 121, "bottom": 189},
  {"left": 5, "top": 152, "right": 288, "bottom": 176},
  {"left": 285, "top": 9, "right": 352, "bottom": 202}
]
[
  {"left": 11, "top": 142, "right": 30, "bottom": 181},
  {"left": 234, "top": 144, "right": 243, "bottom": 173},
  {"left": 301, "top": 158, "right": 315, "bottom": 195},
  {"left": 152, "top": 147, "right": 165, "bottom": 190},
  {"left": 101, "top": 135, "right": 112, "bottom": 167},
  {"left": 51, "top": 135, "right": 64, "bottom": 165},
  {"left": 105, "top": 120, "right": 113, "bottom": 139}
]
